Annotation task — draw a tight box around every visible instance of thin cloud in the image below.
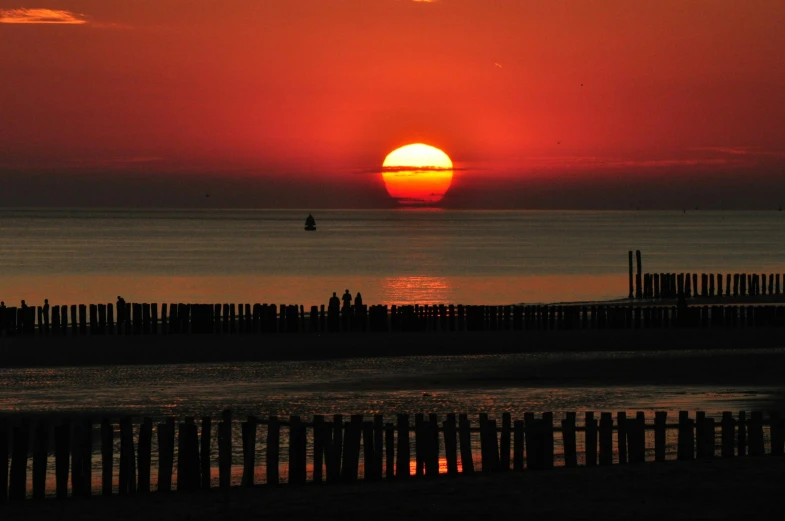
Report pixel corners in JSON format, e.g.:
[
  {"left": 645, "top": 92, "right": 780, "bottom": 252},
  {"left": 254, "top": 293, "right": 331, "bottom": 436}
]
[{"left": 0, "top": 8, "right": 87, "bottom": 24}]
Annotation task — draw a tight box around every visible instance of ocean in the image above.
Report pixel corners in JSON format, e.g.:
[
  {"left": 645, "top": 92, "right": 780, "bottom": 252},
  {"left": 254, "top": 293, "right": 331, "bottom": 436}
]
[{"left": 1, "top": 208, "right": 784, "bottom": 306}]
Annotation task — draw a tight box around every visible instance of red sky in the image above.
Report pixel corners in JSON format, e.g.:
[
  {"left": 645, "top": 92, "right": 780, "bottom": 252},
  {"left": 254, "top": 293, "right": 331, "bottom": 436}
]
[{"left": 1, "top": 0, "right": 784, "bottom": 209}]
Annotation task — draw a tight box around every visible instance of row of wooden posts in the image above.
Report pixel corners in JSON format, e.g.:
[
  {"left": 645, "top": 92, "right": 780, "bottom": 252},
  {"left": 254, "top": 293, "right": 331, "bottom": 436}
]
[
  {"left": 627, "top": 250, "right": 785, "bottom": 299},
  {"left": 3, "top": 302, "right": 785, "bottom": 337},
  {"left": 1, "top": 410, "right": 783, "bottom": 502}
]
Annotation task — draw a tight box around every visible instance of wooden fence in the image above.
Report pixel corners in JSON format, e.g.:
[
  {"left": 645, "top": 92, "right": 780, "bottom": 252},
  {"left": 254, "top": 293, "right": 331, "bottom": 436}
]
[
  {"left": 2, "top": 301, "right": 785, "bottom": 338},
  {"left": 627, "top": 250, "right": 785, "bottom": 299},
  {"left": 1, "top": 410, "right": 783, "bottom": 502}
]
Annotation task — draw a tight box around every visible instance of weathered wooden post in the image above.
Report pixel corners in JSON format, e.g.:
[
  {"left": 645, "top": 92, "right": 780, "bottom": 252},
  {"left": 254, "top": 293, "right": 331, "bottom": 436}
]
[
  {"left": 289, "top": 415, "right": 307, "bottom": 485},
  {"left": 0, "top": 420, "right": 8, "bottom": 503},
  {"left": 119, "top": 416, "right": 136, "bottom": 494},
  {"left": 599, "top": 413, "right": 613, "bottom": 465},
  {"left": 696, "top": 411, "right": 706, "bottom": 458},
  {"left": 385, "top": 422, "right": 395, "bottom": 479},
  {"left": 748, "top": 411, "right": 764, "bottom": 457},
  {"left": 136, "top": 418, "right": 152, "bottom": 494},
  {"left": 414, "top": 413, "right": 425, "bottom": 476},
  {"left": 562, "top": 412, "right": 577, "bottom": 468},
  {"left": 770, "top": 411, "right": 783, "bottom": 456},
  {"left": 32, "top": 422, "right": 48, "bottom": 500},
  {"left": 654, "top": 412, "right": 667, "bottom": 462},
  {"left": 373, "top": 415, "right": 384, "bottom": 479},
  {"left": 721, "top": 411, "right": 735, "bottom": 458},
  {"left": 341, "top": 415, "right": 363, "bottom": 483},
  {"left": 55, "top": 420, "right": 70, "bottom": 500},
  {"left": 266, "top": 416, "right": 280, "bottom": 485},
  {"left": 628, "top": 251, "right": 634, "bottom": 299},
  {"left": 635, "top": 250, "right": 642, "bottom": 299},
  {"left": 444, "top": 413, "right": 458, "bottom": 476},
  {"left": 616, "top": 412, "right": 627, "bottom": 464},
  {"left": 458, "top": 414, "right": 473, "bottom": 475},
  {"left": 200, "top": 417, "right": 211, "bottom": 490},
  {"left": 738, "top": 411, "right": 746, "bottom": 456},
  {"left": 218, "top": 410, "right": 232, "bottom": 489},
  {"left": 677, "top": 411, "right": 694, "bottom": 461},
  {"left": 157, "top": 418, "right": 175, "bottom": 492},
  {"left": 312, "top": 415, "right": 325, "bottom": 483},
  {"left": 585, "top": 412, "right": 597, "bottom": 467},
  {"left": 101, "top": 419, "right": 112, "bottom": 495},
  {"left": 500, "top": 413, "right": 511, "bottom": 472}
]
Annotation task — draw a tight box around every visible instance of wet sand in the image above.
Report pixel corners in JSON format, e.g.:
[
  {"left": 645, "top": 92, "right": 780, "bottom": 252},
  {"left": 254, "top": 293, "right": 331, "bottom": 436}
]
[
  {"left": 3, "top": 456, "right": 783, "bottom": 520},
  {"left": 1, "top": 328, "right": 784, "bottom": 370}
]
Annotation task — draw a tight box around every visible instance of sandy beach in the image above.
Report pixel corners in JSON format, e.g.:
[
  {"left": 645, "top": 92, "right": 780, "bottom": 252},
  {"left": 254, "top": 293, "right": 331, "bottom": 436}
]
[{"left": 2, "top": 456, "right": 783, "bottom": 520}]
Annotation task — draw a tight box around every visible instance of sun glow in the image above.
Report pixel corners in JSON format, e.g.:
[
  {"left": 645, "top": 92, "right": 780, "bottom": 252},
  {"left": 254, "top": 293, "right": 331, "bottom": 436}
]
[{"left": 382, "top": 143, "right": 453, "bottom": 205}]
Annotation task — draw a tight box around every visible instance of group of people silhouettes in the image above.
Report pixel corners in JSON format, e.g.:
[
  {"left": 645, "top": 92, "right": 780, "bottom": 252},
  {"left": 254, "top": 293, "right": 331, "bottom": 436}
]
[{"left": 329, "top": 289, "right": 362, "bottom": 312}]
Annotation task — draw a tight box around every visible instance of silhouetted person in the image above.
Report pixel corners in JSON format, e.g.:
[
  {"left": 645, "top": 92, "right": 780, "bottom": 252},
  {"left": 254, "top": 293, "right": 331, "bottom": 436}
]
[
  {"left": 117, "top": 295, "right": 126, "bottom": 331},
  {"left": 21, "top": 300, "right": 27, "bottom": 310},
  {"left": 0, "top": 301, "right": 5, "bottom": 309},
  {"left": 43, "top": 299, "right": 49, "bottom": 314},
  {"left": 354, "top": 292, "right": 363, "bottom": 309},
  {"left": 342, "top": 289, "right": 352, "bottom": 310},
  {"left": 328, "top": 292, "right": 340, "bottom": 312}
]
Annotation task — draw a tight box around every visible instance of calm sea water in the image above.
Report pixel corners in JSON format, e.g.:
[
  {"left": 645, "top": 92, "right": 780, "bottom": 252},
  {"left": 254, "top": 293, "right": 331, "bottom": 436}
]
[{"left": 1, "top": 208, "right": 784, "bottom": 305}]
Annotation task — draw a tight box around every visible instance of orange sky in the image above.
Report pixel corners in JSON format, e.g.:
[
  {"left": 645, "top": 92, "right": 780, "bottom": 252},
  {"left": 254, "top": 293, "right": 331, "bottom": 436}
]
[{"left": 1, "top": 0, "right": 784, "bottom": 208}]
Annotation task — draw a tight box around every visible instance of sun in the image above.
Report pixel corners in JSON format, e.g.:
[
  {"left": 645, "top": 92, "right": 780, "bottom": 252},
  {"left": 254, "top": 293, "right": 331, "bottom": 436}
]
[{"left": 382, "top": 143, "right": 454, "bottom": 205}]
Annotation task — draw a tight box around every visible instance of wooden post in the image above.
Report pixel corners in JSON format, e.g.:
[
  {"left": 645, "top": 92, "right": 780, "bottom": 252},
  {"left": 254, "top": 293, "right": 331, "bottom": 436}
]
[
  {"left": 677, "top": 411, "right": 694, "bottom": 461},
  {"left": 635, "top": 250, "right": 642, "bottom": 299},
  {"left": 628, "top": 250, "right": 634, "bottom": 299},
  {"left": 704, "top": 417, "right": 715, "bottom": 459},
  {"left": 749, "top": 411, "right": 764, "bottom": 457},
  {"left": 157, "top": 418, "right": 175, "bottom": 492},
  {"left": 617, "top": 412, "right": 627, "bottom": 464},
  {"left": 631, "top": 412, "right": 646, "bottom": 463},
  {"left": 385, "top": 422, "right": 395, "bottom": 479},
  {"left": 585, "top": 412, "right": 597, "bottom": 467},
  {"left": 218, "top": 410, "right": 232, "bottom": 489},
  {"left": 241, "top": 416, "right": 257, "bottom": 487},
  {"left": 770, "top": 411, "right": 783, "bottom": 456},
  {"left": 313, "top": 415, "right": 325, "bottom": 483},
  {"left": 55, "top": 421, "right": 70, "bottom": 500},
  {"left": 70, "top": 421, "right": 84, "bottom": 497},
  {"left": 443, "top": 413, "right": 458, "bottom": 476},
  {"left": 266, "top": 416, "right": 280, "bottom": 485},
  {"left": 200, "top": 417, "right": 211, "bottom": 490},
  {"left": 738, "top": 411, "right": 746, "bottom": 456},
  {"left": 119, "top": 417, "right": 136, "bottom": 494},
  {"left": 513, "top": 419, "right": 524, "bottom": 471},
  {"left": 562, "top": 412, "right": 577, "bottom": 468},
  {"left": 696, "top": 411, "right": 707, "bottom": 458},
  {"left": 136, "top": 418, "right": 152, "bottom": 493},
  {"left": 500, "top": 412, "right": 511, "bottom": 471},
  {"left": 373, "top": 415, "right": 384, "bottom": 479},
  {"left": 327, "top": 414, "right": 342, "bottom": 483},
  {"left": 289, "top": 415, "right": 306, "bottom": 485},
  {"left": 599, "top": 413, "right": 613, "bottom": 465},
  {"left": 654, "top": 412, "right": 667, "bottom": 462},
  {"left": 32, "top": 422, "right": 48, "bottom": 500},
  {"left": 543, "top": 412, "right": 554, "bottom": 469},
  {"left": 0, "top": 420, "right": 8, "bottom": 504},
  {"left": 414, "top": 413, "right": 424, "bottom": 476},
  {"left": 362, "top": 421, "right": 376, "bottom": 481},
  {"left": 341, "top": 415, "right": 362, "bottom": 483},
  {"left": 721, "top": 412, "right": 735, "bottom": 458},
  {"left": 101, "top": 419, "right": 113, "bottom": 495},
  {"left": 458, "top": 414, "right": 473, "bottom": 475}
]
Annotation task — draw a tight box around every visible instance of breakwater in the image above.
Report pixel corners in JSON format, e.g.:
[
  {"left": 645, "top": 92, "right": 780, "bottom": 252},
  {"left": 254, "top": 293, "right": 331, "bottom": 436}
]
[
  {"left": 2, "top": 301, "right": 785, "bottom": 337},
  {"left": 1, "top": 410, "right": 782, "bottom": 502}
]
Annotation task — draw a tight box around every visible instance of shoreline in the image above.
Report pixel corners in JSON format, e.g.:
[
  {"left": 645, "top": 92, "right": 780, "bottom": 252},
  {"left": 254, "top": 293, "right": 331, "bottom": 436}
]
[{"left": 1, "top": 328, "right": 784, "bottom": 369}]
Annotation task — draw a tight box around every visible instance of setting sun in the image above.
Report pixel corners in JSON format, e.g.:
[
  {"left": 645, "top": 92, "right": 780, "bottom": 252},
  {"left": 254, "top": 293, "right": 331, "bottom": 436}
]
[{"left": 382, "top": 144, "right": 454, "bottom": 205}]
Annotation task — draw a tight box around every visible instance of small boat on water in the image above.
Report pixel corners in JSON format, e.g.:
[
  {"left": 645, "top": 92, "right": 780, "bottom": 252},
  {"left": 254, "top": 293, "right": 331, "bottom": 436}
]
[{"left": 304, "top": 213, "right": 317, "bottom": 231}]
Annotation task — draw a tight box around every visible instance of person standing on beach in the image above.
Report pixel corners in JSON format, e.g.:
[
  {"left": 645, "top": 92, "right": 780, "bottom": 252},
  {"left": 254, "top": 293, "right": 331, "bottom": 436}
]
[
  {"left": 328, "top": 292, "right": 340, "bottom": 312},
  {"left": 342, "top": 289, "right": 352, "bottom": 310},
  {"left": 354, "top": 292, "right": 363, "bottom": 309}
]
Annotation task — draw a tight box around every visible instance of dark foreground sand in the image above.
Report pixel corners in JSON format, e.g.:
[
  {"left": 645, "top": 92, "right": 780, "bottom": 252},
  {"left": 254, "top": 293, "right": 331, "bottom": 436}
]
[
  {"left": 1, "top": 328, "right": 785, "bottom": 369},
  {"left": 3, "top": 456, "right": 784, "bottom": 520}
]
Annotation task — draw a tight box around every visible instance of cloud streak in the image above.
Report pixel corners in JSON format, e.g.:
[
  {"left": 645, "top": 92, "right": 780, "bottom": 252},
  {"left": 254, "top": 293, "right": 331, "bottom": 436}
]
[{"left": 0, "top": 8, "right": 87, "bottom": 24}]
